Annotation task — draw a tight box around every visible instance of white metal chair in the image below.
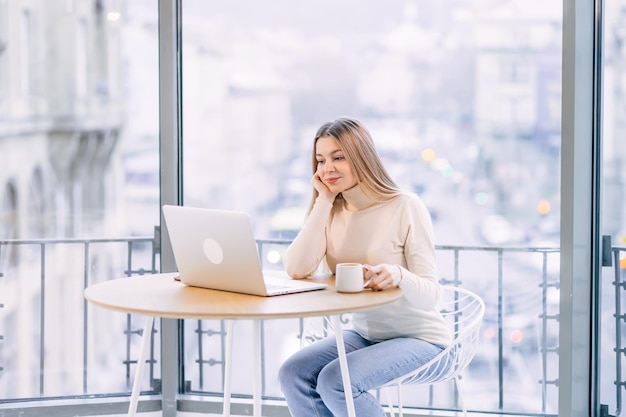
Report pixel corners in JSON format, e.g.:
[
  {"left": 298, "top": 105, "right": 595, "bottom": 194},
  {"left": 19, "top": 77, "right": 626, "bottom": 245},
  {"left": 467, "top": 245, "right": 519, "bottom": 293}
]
[{"left": 300, "top": 285, "right": 485, "bottom": 417}]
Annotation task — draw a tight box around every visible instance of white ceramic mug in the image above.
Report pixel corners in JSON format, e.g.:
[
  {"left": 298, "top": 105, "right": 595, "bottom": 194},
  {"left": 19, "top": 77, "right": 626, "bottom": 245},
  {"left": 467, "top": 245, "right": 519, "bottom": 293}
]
[{"left": 335, "top": 263, "right": 365, "bottom": 293}]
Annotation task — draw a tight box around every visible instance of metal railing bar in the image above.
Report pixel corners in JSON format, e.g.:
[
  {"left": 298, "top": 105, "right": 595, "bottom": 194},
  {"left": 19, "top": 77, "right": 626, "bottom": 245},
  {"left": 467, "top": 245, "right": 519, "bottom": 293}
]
[
  {"left": 149, "top": 320, "right": 156, "bottom": 386},
  {"left": 177, "top": 392, "right": 558, "bottom": 417},
  {"left": 0, "top": 391, "right": 163, "bottom": 404},
  {"left": 125, "top": 314, "right": 133, "bottom": 387},
  {"left": 150, "top": 236, "right": 159, "bottom": 392},
  {"left": 220, "top": 320, "right": 227, "bottom": 392},
  {"left": 435, "top": 244, "right": 560, "bottom": 253},
  {"left": 254, "top": 240, "right": 561, "bottom": 255},
  {"left": 196, "top": 320, "right": 205, "bottom": 388},
  {"left": 497, "top": 248, "right": 504, "bottom": 410},
  {"left": 0, "top": 237, "right": 154, "bottom": 246},
  {"left": 82, "top": 242, "right": 90, "bottom": 394},
  {"left": 613, "top": 247, "right": 624, "bottom": 416},
  {"left": 126, "top": 242, "right": 134, "bottom": 388},
  {"left": 126, "top": 241, "right": 133, "bottom": 278},
  {"left": 454, "top": 247, "right": 460, "bottom": 284},
  {"left": 261, "top": 321, "right": 267, "bottom": 397},
  {"left": 541, "top": 250, "right": 548, "bottom": 412},
  {"left": 39, "top": 243, "right": 45, "bottom": 396}
]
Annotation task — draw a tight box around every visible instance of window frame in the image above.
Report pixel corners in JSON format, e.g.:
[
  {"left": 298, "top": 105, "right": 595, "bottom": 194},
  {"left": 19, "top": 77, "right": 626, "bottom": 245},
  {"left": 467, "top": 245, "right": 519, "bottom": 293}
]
[{"left": 156, "top": 1, "right": 605, "bottom": 416}]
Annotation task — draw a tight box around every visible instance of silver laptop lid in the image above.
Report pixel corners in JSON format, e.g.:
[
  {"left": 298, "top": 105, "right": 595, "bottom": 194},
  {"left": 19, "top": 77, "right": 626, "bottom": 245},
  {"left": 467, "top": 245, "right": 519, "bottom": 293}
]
[{"left": 162, "top": 205, "right": 269, "bottom": 296}]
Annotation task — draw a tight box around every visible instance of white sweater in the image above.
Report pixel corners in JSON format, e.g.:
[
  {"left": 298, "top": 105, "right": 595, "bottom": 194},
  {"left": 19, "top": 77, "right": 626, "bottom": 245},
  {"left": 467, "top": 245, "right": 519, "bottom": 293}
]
[{"left": 284, "top": 183, "right": 452, "bottom": 346}]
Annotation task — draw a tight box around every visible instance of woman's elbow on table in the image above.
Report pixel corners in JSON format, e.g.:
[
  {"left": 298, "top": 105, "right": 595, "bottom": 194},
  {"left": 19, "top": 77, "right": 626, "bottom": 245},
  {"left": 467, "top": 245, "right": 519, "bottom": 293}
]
[
  {"left": 285, "top": 264, "right": 315, "bottom": 279},
  {"left": 283, "top": 245, "right": 322, "bottom": 278}
]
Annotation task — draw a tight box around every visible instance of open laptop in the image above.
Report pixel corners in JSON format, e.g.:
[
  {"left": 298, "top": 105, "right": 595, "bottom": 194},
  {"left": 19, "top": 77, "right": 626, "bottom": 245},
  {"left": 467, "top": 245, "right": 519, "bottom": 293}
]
[{"left": 162, "top": 205, "right": 328, "bottom": 296}]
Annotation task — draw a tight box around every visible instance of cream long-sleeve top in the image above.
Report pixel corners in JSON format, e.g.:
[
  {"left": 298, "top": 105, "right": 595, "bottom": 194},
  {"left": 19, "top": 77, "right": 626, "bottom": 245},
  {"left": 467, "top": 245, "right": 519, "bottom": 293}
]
[{"left": 284, "top": 183, "right": 452, "bottom": 347}]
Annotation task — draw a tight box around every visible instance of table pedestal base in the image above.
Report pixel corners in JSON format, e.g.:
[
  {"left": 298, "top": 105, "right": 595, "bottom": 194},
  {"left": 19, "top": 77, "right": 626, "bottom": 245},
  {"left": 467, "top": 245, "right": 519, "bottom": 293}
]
[{"left": 127, "top": 316, "right": 356, "bottom": 417}]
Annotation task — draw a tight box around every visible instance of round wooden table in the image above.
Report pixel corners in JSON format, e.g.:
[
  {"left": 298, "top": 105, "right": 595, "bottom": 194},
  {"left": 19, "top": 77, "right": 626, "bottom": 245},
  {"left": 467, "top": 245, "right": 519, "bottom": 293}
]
[{"left": 85, "top": 273, "right": 402, "bottom": 417}]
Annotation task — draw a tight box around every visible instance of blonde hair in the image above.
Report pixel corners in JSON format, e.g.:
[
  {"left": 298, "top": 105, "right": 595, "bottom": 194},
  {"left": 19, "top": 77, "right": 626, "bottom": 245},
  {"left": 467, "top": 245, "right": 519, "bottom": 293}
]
[{"left": 308, "top": 117, "right": 401, "bottom": 212}]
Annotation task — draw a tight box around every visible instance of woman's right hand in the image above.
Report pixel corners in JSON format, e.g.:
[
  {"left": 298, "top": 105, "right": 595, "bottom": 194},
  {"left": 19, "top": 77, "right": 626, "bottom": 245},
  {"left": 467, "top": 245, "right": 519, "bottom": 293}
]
[{"left": 312, "top": 169, "right": 338, "bottom": 203}]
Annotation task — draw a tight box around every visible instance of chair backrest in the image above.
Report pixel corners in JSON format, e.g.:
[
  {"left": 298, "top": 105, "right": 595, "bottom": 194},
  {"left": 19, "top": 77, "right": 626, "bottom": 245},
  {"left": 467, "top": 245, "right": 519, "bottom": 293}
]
[
  {"left": 381, "top": 285, "right": 485, "bottom": 387},
  {"left": 300, "top": 285, "right": 485, "bottom": 387}
]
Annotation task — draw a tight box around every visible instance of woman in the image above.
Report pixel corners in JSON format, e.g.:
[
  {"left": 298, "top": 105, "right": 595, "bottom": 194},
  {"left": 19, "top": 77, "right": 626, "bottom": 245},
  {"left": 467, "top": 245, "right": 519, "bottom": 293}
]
[{"left": 278, "top": 117, "right": 452, "bottom": 417}]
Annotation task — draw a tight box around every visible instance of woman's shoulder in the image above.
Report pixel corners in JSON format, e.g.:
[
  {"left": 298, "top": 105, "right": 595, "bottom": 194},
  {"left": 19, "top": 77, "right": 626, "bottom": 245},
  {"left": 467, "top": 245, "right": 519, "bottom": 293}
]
[
  {"left": 388, "top": 190, "right": 427, "bottom": 208},
  {"left": 390, "top": 191, "right": 434, "bottom": 229},
  {"left": 384, "top": 191, "right": 433, "bottom": 220}
]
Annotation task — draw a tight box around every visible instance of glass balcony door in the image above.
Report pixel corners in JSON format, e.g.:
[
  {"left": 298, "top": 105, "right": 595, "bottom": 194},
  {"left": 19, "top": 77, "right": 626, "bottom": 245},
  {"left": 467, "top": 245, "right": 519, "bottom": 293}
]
[
  {"left": 179, "top": 1, "right": 563, "bottom": 415},
  {"left": 599, "top": 0, "right": 626, "bottom": 414},
  {"left": 0, "top": 0, "right": 162, "bottom": 402}
]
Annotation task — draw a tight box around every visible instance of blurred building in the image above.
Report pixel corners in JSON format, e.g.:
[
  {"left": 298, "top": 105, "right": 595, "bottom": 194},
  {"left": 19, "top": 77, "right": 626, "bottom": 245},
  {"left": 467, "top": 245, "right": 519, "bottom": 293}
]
[
  {"left": 0, "top": 0, "right": 124, "bottom": 398},
  {"left": 181, "top": 13, "right": 293, "bottom": 229},
  {"left": 0, "top": 0, "right": 124, "bottom": 241}
]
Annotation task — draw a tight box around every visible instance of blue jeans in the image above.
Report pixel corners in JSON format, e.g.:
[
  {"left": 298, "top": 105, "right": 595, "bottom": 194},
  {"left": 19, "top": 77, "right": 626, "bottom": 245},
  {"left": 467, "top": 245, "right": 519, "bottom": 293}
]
[{"left": 278, "top": 330, "right": 446, "bottom": 417}]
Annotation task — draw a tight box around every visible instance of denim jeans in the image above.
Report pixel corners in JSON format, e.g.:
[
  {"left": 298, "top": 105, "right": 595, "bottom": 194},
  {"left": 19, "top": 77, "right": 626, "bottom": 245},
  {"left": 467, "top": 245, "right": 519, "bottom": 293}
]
[{"left": 278, "top": 330, "right": 446, "bottom": 417}]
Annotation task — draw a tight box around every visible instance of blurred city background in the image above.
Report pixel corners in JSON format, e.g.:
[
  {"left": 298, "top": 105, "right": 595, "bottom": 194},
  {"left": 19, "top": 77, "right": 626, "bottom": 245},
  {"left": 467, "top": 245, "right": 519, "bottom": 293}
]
[{"left": 0, "top": 0, "right": 625, "bottom": 415}]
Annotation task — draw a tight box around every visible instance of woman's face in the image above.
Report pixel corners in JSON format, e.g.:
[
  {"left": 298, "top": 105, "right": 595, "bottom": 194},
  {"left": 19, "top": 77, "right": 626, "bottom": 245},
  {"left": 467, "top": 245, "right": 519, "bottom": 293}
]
[{"left": 315, "top": 135, "right": 358, "bottom": 193}]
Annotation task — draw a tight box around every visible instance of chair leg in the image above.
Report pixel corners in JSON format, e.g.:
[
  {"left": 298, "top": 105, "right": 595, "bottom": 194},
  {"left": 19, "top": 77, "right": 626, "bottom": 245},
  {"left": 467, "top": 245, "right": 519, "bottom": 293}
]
[
  {"left": 223, "top": 320, "right": 234, "bottom": 417},
  {"left": 128, "top": 316, "right": 154, "bottom": 417},
  {"left": 383, "top": 386, "right": 396, "bottom": 417},
  {"left": 397, "top": 384, "right": 404, "bottom": 417},
  {"left": 454, "top": 376, "right": 468, "bottom": 417}
]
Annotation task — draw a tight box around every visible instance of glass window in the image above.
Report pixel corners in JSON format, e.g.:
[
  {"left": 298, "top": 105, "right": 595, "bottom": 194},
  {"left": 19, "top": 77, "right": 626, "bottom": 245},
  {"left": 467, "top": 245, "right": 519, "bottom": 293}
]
[
  {"left": 600, "top": 0, "right": 626, "bottom": 414},
  {"left": 0, "top": 0, "right": 161, "bottom": 400},
  {"left": 181, "top": 1, "right": 562, "bottom": 414}
]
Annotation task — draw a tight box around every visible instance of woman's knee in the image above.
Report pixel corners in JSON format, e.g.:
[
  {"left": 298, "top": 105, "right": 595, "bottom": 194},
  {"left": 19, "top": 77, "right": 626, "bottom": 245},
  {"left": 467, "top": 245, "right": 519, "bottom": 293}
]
[
  {"left": 278, "top": 355, "right": 298, "bottom": 387},
  {"left": 279, "top": 351, "right": 316, "bottom": 388},
  {"left": 316, "top": 362, "right": 344, "bottom": 400}
]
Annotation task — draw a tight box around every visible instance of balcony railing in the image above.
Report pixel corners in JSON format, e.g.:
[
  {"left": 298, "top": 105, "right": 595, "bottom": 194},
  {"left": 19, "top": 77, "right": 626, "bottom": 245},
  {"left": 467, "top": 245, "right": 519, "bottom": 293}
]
[
  {"left": 0, "top": 233, "right": 160, "bottom": 403},
  {"left": 0, "top": 233, "right": 623, "bottom": 416},
  {"left": 610, "top": 245, "right": 626, "bottom": 416}
]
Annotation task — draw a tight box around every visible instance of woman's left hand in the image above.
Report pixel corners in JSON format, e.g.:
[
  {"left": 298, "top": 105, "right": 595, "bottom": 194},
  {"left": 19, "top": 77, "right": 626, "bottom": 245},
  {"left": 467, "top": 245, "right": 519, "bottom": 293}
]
[{"left": 363, "top": 264, "right": 402, "bottom": 291}]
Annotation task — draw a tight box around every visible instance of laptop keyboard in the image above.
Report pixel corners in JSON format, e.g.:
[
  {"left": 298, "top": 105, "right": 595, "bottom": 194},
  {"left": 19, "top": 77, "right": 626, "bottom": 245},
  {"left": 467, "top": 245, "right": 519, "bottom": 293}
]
[
  {"left": 265, "top": 282, "right": 291, "bottom": 292},
  {"left": 263, "top": 273, "right": 328, "bottom": 295}
]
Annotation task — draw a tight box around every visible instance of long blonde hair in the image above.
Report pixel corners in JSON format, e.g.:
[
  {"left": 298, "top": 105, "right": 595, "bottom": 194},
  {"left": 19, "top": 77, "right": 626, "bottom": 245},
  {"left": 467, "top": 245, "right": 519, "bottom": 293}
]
[{"left": 308, "top": 117, "right": 401, "bottom": 213}]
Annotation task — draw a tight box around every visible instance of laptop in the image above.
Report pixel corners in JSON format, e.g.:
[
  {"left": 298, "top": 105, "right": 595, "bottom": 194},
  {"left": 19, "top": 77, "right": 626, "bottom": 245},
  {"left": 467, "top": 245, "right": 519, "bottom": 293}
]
[{"left": 162, "top": 205, "right": 328, "bottom": 296}]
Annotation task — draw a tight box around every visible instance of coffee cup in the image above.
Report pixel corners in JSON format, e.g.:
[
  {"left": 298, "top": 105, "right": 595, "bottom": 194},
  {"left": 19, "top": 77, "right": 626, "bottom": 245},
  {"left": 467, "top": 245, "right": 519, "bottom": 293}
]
[{"left": 335, "top": 263, "right": 365, "bottom": 293}]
